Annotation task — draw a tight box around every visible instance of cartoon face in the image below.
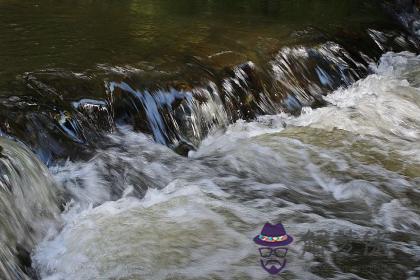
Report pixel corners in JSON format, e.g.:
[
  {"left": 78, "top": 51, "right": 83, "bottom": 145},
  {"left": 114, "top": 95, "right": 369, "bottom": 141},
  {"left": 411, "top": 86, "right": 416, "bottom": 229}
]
[
  {"left": 258, "top": 246, "right": 288, "bottom": 275},
  {"left": 253, "top": 222, "right": 293, "bottom": 275}
]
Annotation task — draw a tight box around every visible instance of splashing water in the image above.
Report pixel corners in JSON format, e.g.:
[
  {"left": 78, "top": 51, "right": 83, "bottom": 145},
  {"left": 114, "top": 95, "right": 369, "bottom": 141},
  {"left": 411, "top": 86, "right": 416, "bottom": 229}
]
[
  {"left": 2, "top": 2, "right": 420, "bottom": 279},
  {"left": 0, "top": 138, "right": 60, "bottom": 279},
  {"left": 26, "top": 52, "right": 420, "bottom": 280}
]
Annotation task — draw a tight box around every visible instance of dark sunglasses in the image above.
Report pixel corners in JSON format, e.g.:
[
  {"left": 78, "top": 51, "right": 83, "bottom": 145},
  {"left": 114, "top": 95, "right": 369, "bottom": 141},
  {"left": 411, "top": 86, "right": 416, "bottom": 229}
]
[{"left": 259, "top": 247, "right": 288, "bottom": 258}]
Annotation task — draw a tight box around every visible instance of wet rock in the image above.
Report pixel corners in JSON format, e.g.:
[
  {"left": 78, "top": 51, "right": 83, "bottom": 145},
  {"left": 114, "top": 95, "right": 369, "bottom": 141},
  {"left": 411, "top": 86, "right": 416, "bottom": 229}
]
[
  {"left": 72, "top": 99, "right": 114, "bottom": 132},
  {"left": 221, "top": 61, "right": 268, "bottom": 121},
  {"left": 173, "top": 141, "right": 196, "bottom": 157}
]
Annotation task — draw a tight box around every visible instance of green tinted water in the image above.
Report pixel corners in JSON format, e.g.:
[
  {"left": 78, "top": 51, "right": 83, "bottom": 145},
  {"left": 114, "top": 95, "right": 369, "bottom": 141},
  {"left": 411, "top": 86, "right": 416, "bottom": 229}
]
[
  {"left": 0, "top": 0, "right": 396, "bottom": 88},
  {"left": 1, "top": 1, "right": 420, "bottom": 280}
]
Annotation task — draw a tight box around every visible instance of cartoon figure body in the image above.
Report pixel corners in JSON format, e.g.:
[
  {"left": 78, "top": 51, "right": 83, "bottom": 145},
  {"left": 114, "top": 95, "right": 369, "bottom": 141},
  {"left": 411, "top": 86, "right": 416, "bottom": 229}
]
[{"left": 253, "top": 223, "right": 293, "bottom": 275}]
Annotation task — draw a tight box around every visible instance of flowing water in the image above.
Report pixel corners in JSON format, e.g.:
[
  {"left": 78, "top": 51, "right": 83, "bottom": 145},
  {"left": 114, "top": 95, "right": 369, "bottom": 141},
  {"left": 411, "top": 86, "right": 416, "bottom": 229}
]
[{"left": 0, "top": 1, "right": 420, "bottom": 279}]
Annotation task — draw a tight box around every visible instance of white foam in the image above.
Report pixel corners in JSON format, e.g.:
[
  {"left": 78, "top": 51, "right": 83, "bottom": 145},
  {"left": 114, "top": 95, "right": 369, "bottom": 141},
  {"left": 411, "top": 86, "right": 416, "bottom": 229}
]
[
  {"left": 375, "top": 199, "right": 420, "bottom": 231},
  {"left": 33, "top": 182, "right": 260, "bottom": 280},
  {"left": 195, "top": 52, "right": 420, "bottom": 166},
  {"left": 33, "top": 52, "right": 420, "bottom": 279}
]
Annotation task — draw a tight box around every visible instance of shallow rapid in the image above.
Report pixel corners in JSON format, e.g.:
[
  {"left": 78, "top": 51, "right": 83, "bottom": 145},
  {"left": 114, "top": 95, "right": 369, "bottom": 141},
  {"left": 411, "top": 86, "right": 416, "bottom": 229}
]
[
  {"left": 1, "top": 1, "right": 420, "bottom": 279},
  {"left": 29, "top": 52, "right": 420, "bottom": 280}
]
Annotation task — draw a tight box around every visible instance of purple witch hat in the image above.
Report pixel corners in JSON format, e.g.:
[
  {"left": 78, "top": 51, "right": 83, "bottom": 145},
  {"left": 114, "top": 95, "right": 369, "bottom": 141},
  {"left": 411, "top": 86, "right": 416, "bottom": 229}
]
[{"left": 254, "top": 222, "right": 293, "bottom": 247}]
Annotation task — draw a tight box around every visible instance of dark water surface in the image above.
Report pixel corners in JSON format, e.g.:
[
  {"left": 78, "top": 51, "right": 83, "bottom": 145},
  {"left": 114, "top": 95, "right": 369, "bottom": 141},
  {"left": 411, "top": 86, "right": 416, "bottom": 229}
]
[
  {"left": 1, "top": 0, "right": 416, "bottom": 162},
  {"left": 0, "top": 1, "right": 420, "bottom": 280},
  {"left": 0, "top": 0, "right": 396, "bottom": 79}
]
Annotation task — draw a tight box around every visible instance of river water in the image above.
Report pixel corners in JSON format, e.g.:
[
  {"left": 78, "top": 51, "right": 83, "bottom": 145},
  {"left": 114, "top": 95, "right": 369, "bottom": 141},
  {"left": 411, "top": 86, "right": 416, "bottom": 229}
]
[{"left": 0, "top": 1, "right": 420, "bottom": 280}]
